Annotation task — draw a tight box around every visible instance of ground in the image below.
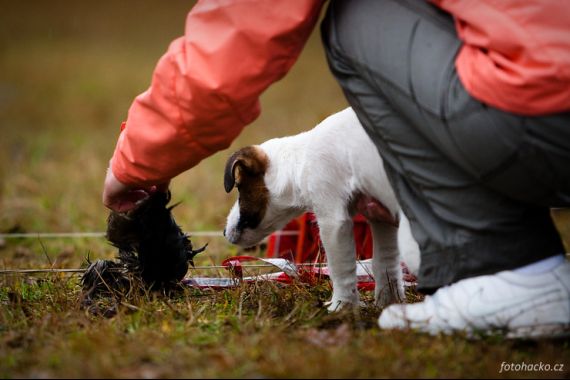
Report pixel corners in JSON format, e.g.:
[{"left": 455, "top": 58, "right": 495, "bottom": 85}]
[{"left": 0, "top": 1, "right": 569, "bottom": 378}]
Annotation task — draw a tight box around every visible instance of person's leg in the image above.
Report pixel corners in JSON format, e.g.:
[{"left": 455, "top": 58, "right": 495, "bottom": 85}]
[
  {"left": 321, "top": 0, "right": 570, "bottom": 337},
  {"left": 321, "top": 0, "right": 570, "bottom": 293}
]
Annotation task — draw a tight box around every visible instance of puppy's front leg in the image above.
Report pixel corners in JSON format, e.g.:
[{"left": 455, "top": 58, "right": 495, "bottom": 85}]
[{"left": 317, "top": 216, "right": 359, "bottom": 312}]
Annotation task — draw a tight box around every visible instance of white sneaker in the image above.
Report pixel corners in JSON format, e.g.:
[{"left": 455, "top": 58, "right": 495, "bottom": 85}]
[{"left": 378, "top": 259, "right": 570, "bottom": 339}]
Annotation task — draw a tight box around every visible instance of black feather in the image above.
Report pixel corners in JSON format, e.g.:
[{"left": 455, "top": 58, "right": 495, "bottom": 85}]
[{"left": 81, "top": 191, "right": 207, "bottom": 300}]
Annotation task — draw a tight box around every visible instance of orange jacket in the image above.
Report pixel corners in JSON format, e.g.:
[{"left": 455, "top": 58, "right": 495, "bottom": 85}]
[
  {"left": 111, "top": 0, "right": 325, "bottom": 187},
  {"left": 111, "top": 0, "right": 570, "bottom": 187},
  {"left": 433, "top": 0, "right": 570, "bottom": 116}
]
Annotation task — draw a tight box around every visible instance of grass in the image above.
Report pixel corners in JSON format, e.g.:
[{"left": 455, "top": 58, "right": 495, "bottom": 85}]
[
  {"left": 1, "top": 275, "right": 568, "bottom": 379},
  {"left": 0, "top": 1, "right": 569, "bottom": 378}
]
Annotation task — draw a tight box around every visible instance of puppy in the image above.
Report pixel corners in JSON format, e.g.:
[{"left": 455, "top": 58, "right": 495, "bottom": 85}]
[{"left": 223, "top": 107, "right": 419, "bottom": 311}]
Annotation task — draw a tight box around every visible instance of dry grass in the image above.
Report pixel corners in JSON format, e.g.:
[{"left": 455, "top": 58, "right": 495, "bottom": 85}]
[
  {"left": 1, "top": 274, "right": 568, "bottom": 379},
  {"left": 0, "top": 1, "right": 569, "bottom": 378}
]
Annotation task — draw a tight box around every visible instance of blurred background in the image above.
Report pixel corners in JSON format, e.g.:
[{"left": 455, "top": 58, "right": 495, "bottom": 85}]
[
  {"left": 0, "top": 0, "right": 348, "bottom": 269},
  {"left": 0, "top": 1, "right": 567, "bottom": 272},
  {"left": 1, "top": 3, "right": 568, "bottom": 378}
]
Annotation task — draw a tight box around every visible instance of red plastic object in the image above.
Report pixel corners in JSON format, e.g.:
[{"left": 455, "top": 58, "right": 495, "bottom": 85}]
[{"left": 266, "top": 212, "right": 373, "bottom": 263}]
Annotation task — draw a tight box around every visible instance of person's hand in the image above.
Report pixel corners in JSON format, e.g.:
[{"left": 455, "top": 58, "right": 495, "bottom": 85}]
[{"left": 102, "top": 168, "right": 169, "bottom": 212}]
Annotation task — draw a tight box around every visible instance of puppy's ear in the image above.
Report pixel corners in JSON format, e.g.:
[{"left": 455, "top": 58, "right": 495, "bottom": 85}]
[
  {"left": 224, "top": 150, "right": 242, "bottom": 193},
  {"left": 223, "top": 146, "right": 268, "bottom": 193}
]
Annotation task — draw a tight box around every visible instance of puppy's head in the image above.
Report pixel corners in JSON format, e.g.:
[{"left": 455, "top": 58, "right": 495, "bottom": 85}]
[
  {"left": 223, "top": 145, "right": 270, "bottom": 247},
  {"left": 223, "top": 145, "right": 300, "bottom": 247}
]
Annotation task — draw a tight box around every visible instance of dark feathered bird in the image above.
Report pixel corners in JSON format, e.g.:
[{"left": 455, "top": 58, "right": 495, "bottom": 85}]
[{"left": 81, "top": 191, "right": 206, "bottom": 300}]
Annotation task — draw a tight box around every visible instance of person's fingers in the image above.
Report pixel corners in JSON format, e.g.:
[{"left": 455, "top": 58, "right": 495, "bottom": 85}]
[
  {"left": 113, "top": 190, "right": 149, "bottom": 212},
  {"left": 105, "top": 189, "right": 150, "bottom": 212},
  {"left": 102, "top": 168, "right": 138, "bottom": 212},
  {"left": 148, "top": 181, "right": 170, "bottom": 194},
  {"left": 102, "top": 167, "right": 170, "bottom": 212}
]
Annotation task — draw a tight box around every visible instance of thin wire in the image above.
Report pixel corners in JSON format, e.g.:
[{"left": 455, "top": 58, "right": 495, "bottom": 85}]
[
  {"left": 0, "top": 268, "right": 86, "bottom": 274},
  {"left": 0, "top": 262, "right": 328, "bottom": 275},
  {"left": 0, "top": 230, "right": 299, "bottom": 239},
  {"left": 1, "top": 232, "right": 102, "bottom": 239},
  {"left": 0, "top": 230, "right": 307, "bottom": 275}
]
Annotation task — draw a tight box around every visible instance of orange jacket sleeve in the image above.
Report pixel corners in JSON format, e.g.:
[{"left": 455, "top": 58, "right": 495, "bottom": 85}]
[
  {"left": 111, "top": 0, "right": 325, "bottom": 187},
  {"left": 432, "top": 0, "right": 570, "bottom": 115}
]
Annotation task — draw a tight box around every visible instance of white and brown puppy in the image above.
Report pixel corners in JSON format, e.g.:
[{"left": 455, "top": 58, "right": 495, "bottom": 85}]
[{"left": 223, "top": 107, "right": 419, "bottom": 311}]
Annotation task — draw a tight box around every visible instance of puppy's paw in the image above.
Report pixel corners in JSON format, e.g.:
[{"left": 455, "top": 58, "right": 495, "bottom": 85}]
[
  {"left": 375, "top": 281, "right": 405, "bottom": 308},
  {"left": 375, "top": 291, "right": 398, "bottom": 308}
]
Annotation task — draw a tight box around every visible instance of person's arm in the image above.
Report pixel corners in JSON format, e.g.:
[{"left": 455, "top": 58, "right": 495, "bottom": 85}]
[{"left": 108, "top": 0, "right": 324, "bottom": 195}]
